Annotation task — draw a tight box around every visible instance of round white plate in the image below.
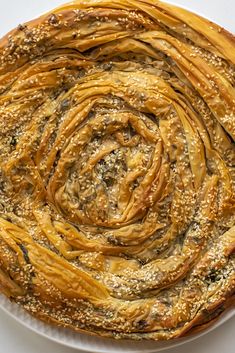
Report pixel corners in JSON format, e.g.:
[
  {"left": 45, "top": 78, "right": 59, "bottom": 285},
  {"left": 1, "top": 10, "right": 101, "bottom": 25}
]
[
  {"left": 0, "top": 0, "right": 234, "bottom": 352},
  {"left": 0, "top": 294, "right": 234, "bottom": 352}
]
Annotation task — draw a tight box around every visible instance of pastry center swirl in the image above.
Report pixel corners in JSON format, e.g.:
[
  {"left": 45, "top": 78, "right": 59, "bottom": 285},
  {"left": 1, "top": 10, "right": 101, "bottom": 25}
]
[{"left": 48, "top": 103, "right": 162, "bottom": 228}]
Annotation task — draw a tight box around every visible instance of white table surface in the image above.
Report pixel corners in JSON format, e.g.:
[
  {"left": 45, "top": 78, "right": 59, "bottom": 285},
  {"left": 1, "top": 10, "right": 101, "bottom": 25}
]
[{"left": 0, "top": 0, "right": 234, "bottom": 352}]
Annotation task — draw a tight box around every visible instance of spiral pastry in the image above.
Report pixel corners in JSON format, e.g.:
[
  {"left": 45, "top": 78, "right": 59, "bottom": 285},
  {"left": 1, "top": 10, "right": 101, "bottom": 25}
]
[{"left": 0, "top": 0, "right": 234, "bottom": 340}]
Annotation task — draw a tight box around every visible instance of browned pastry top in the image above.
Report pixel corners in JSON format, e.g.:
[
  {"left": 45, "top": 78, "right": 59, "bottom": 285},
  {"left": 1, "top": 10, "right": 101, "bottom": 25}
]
[{"left": 0, "top": 0, "right": 234, "bottom": 340}]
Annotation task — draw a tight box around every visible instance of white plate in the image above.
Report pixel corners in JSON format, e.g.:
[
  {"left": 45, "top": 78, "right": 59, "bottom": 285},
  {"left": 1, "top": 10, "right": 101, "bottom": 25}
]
[
  {"left": 0, "top": 0, "right": 234, "bottom": 352},
  {"left": 0, "top": 296, "right": 234, "bottom": 353}
]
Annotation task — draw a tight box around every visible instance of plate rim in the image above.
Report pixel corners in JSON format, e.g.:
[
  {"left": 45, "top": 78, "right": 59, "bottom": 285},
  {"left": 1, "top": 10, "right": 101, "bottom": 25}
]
[{"left": 0, "top": 295, "right": 234, "bottom": 353}]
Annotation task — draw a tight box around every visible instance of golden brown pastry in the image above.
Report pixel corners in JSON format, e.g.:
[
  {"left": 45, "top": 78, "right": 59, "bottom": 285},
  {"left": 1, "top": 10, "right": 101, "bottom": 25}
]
[{"left": 0, "top": 0, "right": 234, "bottom": 340}]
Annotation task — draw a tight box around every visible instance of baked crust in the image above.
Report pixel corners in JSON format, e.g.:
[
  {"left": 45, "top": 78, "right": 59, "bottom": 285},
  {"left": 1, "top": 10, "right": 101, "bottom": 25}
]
[{"left": 0, "top": 0, "right": 234, "bottom": 340}]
